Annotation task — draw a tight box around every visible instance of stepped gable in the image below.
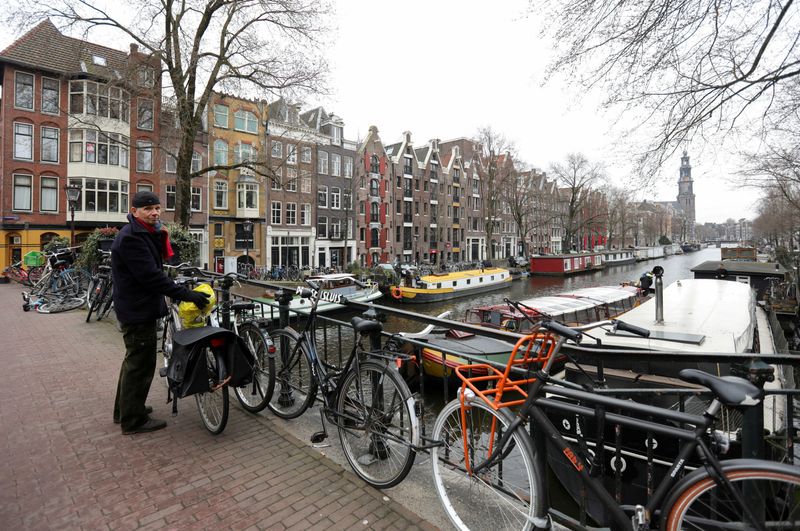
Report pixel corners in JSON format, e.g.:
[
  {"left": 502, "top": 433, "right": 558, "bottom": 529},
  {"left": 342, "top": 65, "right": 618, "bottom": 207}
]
[{"left": 0, "top": 19, "right": 130, "bottom": 77}]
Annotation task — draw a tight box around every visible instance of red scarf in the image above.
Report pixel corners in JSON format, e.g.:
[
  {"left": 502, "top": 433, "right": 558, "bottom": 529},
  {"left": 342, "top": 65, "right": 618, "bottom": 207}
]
[{"left": 134, "top": 217, "right": 175, "bottom": 260}]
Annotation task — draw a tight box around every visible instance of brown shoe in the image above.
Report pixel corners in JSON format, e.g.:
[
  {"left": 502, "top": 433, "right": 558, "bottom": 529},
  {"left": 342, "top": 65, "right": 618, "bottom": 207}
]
[
  {"left": 122, "top": 417, "right": 166, "bottom": 435},
  {"left": 114, "top": 405, "right": 153, "bottom": 424}
]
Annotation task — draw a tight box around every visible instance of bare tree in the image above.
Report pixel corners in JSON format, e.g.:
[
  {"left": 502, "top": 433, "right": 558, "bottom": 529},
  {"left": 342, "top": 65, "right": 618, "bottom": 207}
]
[
  {"left": 476, "top": 126, "right": 516, "bottom": 260},
  {"left": 605, "top": 185, "right": 634, "bottom": 248},
  {"left": 550, "top": 153, "right": 605, "bottom": 250},
  {"left": 539, "top": 0, "right": 800, "bottom": 177},
  {"left": 9, "top": 0, "right": 329, "bottom": 226}
]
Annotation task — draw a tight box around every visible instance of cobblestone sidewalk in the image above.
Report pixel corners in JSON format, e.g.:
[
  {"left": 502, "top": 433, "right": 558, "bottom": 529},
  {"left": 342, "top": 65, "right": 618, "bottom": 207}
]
[{"left": 0, "top": 282, "right": 436, "bottom": 530}]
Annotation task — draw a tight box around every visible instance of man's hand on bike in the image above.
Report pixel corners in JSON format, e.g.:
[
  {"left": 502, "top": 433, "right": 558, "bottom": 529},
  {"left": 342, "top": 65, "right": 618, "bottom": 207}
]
[{"left": 185, "top": 290, "right": 211, "bottom": 309}]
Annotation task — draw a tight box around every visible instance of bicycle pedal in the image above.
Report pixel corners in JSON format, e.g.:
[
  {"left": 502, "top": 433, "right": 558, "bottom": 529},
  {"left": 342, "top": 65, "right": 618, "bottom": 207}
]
[{"left": 310, "top": 431, "right": 328, "bottom": 444}]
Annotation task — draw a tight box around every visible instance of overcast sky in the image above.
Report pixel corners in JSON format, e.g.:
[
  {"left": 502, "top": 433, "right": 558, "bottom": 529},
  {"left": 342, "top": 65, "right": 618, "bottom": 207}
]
[{"left": 0, "top": 0, "right": 757, "bottom": 224}]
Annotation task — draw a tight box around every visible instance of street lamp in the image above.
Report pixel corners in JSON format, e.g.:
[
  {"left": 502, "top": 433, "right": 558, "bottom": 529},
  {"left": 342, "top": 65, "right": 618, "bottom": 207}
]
[
  {"left": 65, "top": 183, "right": 82, "bottom": 246},
  {"left": 242, "top": 219, "right": 254, "bottom": 265}
]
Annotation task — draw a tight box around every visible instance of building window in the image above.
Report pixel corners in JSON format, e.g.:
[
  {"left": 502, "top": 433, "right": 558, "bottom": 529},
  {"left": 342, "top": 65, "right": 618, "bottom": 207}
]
[
  {"left": 271, "top": 141, "right": 282, "bottom": 158},
  {"left": 360, "top": 227, "right": 365, "bottom": 242},
  {"left": 137, "top": 183, "right": 153, "bottom": 192},
  {"left": 234, "top": 143, "right": 257, "bottom": 165},
  {"left": 213, "top": 140, "right": 228, "bottom": 165},
  {"left": 191, "top": 186, "right": 202, "bottom": 211},
  {"left": 317, "top": 216, "right": 328, "bottom": 238},
  {"left": 138, "top": 66, "right": 156, "bottom": 88},
  {"left": 191, "top": 152, "right": 202, "bottom": 173},
  {"left": 214, "top": 223, "right": 223, "bottom": 237},
  {"left": 37, "top": 176, "right": 57, "bottom": 213},
  {"left": 318, "top": 185, "right": 328, "bottom": 208},
  {"left": 165, "top": 154, "right": 177, "bottom": 173},
  {"left": 370, "top": 178, "right": 379, "bottom": 196},
  {"left": 370, "top": 155, "right": 379, "bottom": 174},
  {"left": 68, "top": 80, "right": 129, "bottom": 121},
  {"left": 41, "top": 77, "right": 59, "bottom": 115},
  {"left": 234, "top": 110, "right": 258, "bottom": 133},
  {"left": 370, "top": 202, "right": 379, "bottom": 223},
  {"left": 13, "top": 123, "right": 33, "bottom": 160},
  {"left": 214, "top": 180, "right": 228, "bottom": 209},
  {"left": 237, "top": 182, "right": 258, "bottom": 209},
  {"left": 41, "top": 127, "right": 59, "bottom": 163},
  {"left": 331, "top": 154, "right": 341, "bottom": 176},
  {"left": 67, "top": 129, "right": 128, "bottom": 167},
  {"left": 286, "top": 168, "right": 297, "bottom": 191},
  {"left": 286, "top": 203, "right": 297, "bottom": 225},
  {"left": 301, "top": 146, "right": 312, "bottom": 163},
  {"left": 15, "top": 72, "right": 34, "bottom": 110},
  {"left": 166, "top": 185, "right": 176, "bottom": 210},
  {"left": 343, "top": 190, "right": 352, "bottom": 210},
  {"left": 137, "top": 98, "right": 154, "bottom": 130},
  {"left": 331, "top": 187, "right": 341, "bottom": 210},
  {"left": 344, "top": 156, "right": 353, "bottom": 178},
  {"left": 301, "top": 175, "right": 311, "bottom": 193},
  {"left": 318, "top": 151, "right": 328, "bottom": 174},
  {"left": 300, "top": 203, "right": 311, "bottom": 226},
  {"left": 11, "top": 174, "right": 34, "bottom": 214},
  {"left": 136, "top": 140, "right": 153, "bottom": 172},
  {"left": 271, "top": 201, "right": 282, "bottom": 224},
  {"left": 287, "top": 145, "right": 297, "bottom": 164},
  {"left": 214, "top": 104, "right": 228, "bottom": 128},
  {"left": 80, "top": 178, "right": 129, "bottom": 213}
]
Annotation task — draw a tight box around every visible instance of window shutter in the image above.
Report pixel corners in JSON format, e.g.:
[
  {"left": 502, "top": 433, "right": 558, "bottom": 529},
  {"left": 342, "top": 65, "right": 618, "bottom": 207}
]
[
  {"left": 364, "top": 152, "right": 370, "bottom": 172},
  {"left": 379, "top": 156, "right": 386, "bottom": 175}
]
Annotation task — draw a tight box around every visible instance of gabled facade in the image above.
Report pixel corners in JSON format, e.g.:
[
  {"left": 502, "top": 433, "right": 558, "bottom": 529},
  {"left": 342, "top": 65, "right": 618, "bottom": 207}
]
[
  {"left": 0, "top": 19, "right": 160, "bottom": 266},
  {"left": 355, "top": 126, "right": 392, "bottom": 266}
]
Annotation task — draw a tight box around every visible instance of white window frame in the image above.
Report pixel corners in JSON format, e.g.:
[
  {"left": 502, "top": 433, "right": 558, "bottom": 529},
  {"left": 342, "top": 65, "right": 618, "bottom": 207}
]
[
  {"left": 40, "top": 176, "right": 59, "bottom": 213},
  {"left": 271, "top": 201, "right": 282, "bottom": 224},
  {"left": 41, "top": 77, "right": 60, "bottom": 115},
  {"left": 137, "top": 98, "right": 154, "bottom": 130},
  {"left": 191, "top": 152, "right": 202, "bottom": 173},
  {"left": 214, "top": 180, "right": 228, "bottom": 209},
  {"left": 317, "top": 216, "right": 328, "bottom": 238},
  {"left": 237, "top": 182, "right": 258, "bottom": 209},
  {"left": 14, "top": 71, "right": 34, "bottom": 111},
  {"left": 165, "top": 153, "right": 177, "bottom": 173},
  {"left": 13, "top": 174, "right": 33, "bottom": 211},
  {"left": 301, "top": 146, "right": 312, "bottom": 163},
  {"left": 136, "top": 140, "right": 153, "bottom": 172},
  {"left": 286, "top": 168, "right": 298, "bottom": 191},
  {"left": 191, "top": 186, "right": 202, "bottom": 212},
  {"left": 318, "top": 185, "right": 328, "bottom": 208},
  {"left": 344, "top": 156, "right": 353, "bottom": 178},
  {"left": 137, "top": 66, "right": 156, "bottom": 88},
  {"left": 271, "top": 140, "right": 282, "bottom": 158},
  {"left": 165, "top": 185, "right": 176, "bottom": 211},
  {"left": 213, "top": 140, "right": 228, "bottom": 165},
  {"left": 300, "top": 203, "right": 311, "bottom": 226},
  {"left": 286, "top": 202, "right": 297, "bottom": 225},
  {"left": 331, "top": 187, "right": 341, "bottom": 210},
  {"left": 318, "top": 151, "right": 329, "bottom": 174},
  {"left": 40, "top": 126, "right": 59, "bottom": 163},
  {"left": 213, "top": 104, "right": 229, "bottom": 128},
  {"left": 287, "top": 145, "right": 297, "bottom": 165},
  {"left": 13, "top": 122, "right": 33, "bottom": 160},
  {"left": 331, "top": 153, "right": 341, "bottom": 176}
]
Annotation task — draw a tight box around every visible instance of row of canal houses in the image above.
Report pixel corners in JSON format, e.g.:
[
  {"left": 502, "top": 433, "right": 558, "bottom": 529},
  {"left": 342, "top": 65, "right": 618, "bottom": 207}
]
[{"left": 0, "top": 21, "right": 580, "bottom": 270}]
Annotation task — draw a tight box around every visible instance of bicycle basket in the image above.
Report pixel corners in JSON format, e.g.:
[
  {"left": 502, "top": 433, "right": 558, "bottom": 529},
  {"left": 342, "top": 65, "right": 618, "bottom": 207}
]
[
  {"left": 454, "top": 331, "right": 558, "bottom": 410},
  {"left": 49, "top": 249, "right": 75, "bottom": 266},
  {"left": 23, "top": 251, "right": 45, "bottom": 267}
]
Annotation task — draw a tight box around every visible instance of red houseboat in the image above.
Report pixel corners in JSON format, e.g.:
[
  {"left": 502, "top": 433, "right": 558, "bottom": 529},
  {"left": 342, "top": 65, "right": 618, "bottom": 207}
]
[{"left": 529, "top": 252, "right": 605, "bottom": 276}]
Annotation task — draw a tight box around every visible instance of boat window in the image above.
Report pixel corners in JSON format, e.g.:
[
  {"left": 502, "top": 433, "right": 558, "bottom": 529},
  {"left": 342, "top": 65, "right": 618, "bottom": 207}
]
[
  {"left": 437, "top": 283, "right": 441, "bottom": 289},
  {"left": 564, "top": 259, "right": 570, "bottom": 271},
  {"left": 466, "top": 279, "right": 471, "bottom": 284},
  {"left": 491, "top": 276, "right": 495, "bottom": 280},
  {"left": 735, "top": 276, "right": 750, "bottom": 284},
  {"left": 480, "top": 278, "right": 483, "bottom": 282}
]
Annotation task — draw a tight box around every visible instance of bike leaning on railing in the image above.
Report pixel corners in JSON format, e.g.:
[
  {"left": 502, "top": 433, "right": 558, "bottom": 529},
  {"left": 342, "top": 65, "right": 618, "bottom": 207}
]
[
  {"left": 430, "top": 316, "right": 800, "bottom": 530},
  {"left": 268, "top": 278, "right": 420, "bottom": 488}
]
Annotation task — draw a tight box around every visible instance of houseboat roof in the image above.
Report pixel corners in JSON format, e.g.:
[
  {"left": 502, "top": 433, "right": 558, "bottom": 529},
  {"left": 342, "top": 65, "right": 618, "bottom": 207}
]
[
  {"left": 420, "top": 267, "right": 508, "bottom": 283},
  {"left": 691, "top": 260, "right": 786, "bottom": 277},
  {"left": 476, "top": 285, "right": 639, "bottom": 317},
  {"left": 599, "top": 279, "right": 755, "bottom": 353},
  {"left": 308, "top": 273, "right": 356, "bottom": 281},
  {"left": 531, "top": 252, "right": 603, "bottom": 259}
]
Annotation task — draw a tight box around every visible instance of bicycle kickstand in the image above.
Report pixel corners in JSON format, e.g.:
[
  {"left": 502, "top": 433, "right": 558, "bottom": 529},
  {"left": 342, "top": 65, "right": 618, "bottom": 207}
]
[{"left": 310, "top": 409, "right": 329, "bottom": 446}]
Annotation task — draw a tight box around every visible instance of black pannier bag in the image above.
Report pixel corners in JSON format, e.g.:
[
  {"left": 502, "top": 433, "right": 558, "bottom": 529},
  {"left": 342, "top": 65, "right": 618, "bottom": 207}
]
[{"left": 163, "top": 326, "right": 256, "bottom": 413}]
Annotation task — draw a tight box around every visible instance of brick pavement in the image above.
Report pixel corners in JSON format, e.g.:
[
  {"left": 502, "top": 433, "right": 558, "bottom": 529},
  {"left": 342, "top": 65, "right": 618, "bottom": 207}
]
[{"left": 0, "top": 282, "right": 437, "bottom": 530}]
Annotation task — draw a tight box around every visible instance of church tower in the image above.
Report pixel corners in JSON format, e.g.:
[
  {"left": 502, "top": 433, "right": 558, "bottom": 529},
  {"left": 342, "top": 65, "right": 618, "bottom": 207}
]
[{"left": 677, "top": 150, "right": 696, "bottom": 241}]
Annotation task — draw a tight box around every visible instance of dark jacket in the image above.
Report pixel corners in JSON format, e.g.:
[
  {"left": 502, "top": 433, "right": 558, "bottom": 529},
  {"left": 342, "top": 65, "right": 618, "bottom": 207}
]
[{"left": 111, "top": 214, "right": 194, "bottom": 325}]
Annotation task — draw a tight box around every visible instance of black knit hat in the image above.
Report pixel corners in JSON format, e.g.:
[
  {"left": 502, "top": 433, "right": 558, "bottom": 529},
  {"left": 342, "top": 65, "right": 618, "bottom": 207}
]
[{"left": 132, "top": 191, "right": 161, "bottom": 208}]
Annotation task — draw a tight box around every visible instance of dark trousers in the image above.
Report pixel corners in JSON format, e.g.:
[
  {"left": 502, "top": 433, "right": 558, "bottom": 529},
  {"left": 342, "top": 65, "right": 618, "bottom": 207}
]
[{"left": 114, "top": 321, "right": 158, "bottom": 430}]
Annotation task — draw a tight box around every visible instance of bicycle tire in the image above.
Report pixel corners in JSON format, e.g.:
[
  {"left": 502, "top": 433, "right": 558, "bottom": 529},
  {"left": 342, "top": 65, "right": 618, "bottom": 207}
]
[
  {"left": 662, "top": 459, "right": 800, "bottom": 531},
  {"left": 431, "top": 397, "right": 540, "bottom": 531},
  {"left": 96, "top": 283, "right": 114, "bottom": 321},
  {"left": 337, "top": 360, "right": 417, "bottom": 488},
  {"left": 234, "top": 323, "right": 275, "bottom": 413},
  {"left": 27, "top": 266, "right": 43, "bottom": 286},
  {"left": 85, "top": 277, "right": 106, "bottom": 322},
  {"left": 54, "top": 268, "right": 91, "bottom": 300},
  {"left": 195, "top": 347, "right": 229, "bottom": 435},
  {"left": 267, "top": 328, "right": 318, "bottom": 419},
  {"left": 37, "top": 296, "right": 86, "bottom": 314}
]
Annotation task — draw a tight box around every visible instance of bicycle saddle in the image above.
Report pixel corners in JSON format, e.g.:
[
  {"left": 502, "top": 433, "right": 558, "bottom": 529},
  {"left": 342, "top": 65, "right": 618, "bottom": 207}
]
[
  {"left": 351, "top": 316, "right": 382, "bottom": 334},
  {"left": 231, "top": 301, "right": 255, "bottom": 311},
  {"left": 678, "top": 368, "right": 763, "bottom": 407}
]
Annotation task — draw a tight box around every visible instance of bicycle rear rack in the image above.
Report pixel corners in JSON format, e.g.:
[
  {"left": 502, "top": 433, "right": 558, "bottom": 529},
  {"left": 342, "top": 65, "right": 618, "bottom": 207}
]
[{"left": 454, "top": 332, "right": 557, "bottom": 410}]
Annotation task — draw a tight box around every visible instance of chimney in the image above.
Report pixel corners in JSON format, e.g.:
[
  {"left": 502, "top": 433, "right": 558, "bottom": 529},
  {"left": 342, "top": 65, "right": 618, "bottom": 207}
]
[{"left": 130, "top": 43, "right": 139, "bottom": 54}]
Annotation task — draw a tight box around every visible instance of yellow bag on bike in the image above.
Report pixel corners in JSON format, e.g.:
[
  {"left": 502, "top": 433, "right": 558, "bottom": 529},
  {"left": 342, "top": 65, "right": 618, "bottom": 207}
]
[{"left": 177, "top": 283, "right": 216, "bottom": 328}]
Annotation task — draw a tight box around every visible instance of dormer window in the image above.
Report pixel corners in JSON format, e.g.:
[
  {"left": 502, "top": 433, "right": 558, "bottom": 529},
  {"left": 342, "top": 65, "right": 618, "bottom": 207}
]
[
  {"left": 92, "top": 55, "right": 107, "bottom": 66},
  {"left": 332, "top": 126, "right": 342, "bottom": 145}
]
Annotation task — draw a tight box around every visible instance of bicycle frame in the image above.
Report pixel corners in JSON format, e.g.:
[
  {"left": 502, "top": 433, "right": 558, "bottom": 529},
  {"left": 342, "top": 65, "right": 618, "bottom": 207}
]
[{"left": 471, "top": 335, "right": 765, "bottom": 529}]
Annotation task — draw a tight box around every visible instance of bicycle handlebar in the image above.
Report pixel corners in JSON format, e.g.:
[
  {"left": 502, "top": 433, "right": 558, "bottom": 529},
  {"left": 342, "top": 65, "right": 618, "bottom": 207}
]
[{"left": 541, "top": 320, "right": 582, "bottom": 343}]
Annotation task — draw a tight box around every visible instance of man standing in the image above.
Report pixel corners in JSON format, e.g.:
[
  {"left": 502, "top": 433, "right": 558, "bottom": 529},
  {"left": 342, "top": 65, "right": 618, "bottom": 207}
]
[{"left": 112, "top": 191, "right": 210, "bottom": 435}]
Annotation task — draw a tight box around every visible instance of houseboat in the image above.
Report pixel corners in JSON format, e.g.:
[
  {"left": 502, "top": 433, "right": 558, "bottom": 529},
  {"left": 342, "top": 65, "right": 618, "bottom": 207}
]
[
  {"left": 634, "top": 245, "right": 666, "bottom": 261},
  {"left": 529, "top": 252, "right": 604, "bottom": 276},
  {"left": 411, "top": 285, "right": 645, "bottom": 378},
  {"left": 388, "top": 267, "right": 511, "bottom": 303},
  {"left": 257, "top": 273, "right": 382, "bottom": 315},
  {"left": 691, "top": 259, "right": 787, "bottom": 302},
  {"left": 601, "top": 248, "right": 636, "bottom": 266}
]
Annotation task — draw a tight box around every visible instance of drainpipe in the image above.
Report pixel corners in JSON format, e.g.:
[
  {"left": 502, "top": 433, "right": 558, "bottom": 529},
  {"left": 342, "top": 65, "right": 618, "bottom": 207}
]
[{"left": 653, "top": 265, "right": 664, "bottom": 324}]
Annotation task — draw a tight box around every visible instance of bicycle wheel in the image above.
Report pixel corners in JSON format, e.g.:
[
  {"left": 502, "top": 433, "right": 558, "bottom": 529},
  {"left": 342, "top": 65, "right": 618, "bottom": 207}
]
[
  {"left": 431, "top": 397, "right": 540, "bottom": 531},
  {"left": 27, "top": 266, "right": 43, "bottom": 286},
  {"left": 337, "top": 360, "right": 417, "bottom": 488},
  {"left": 267, "top": 328, "right": 317, "bottom": 419},
  {"left": 662, "top": 459, "right": 800, "bottom": 531},
  {"left": 234, "top": 323, "right": 275, "bottom": 413},
  {"left": 160, "top": 314, "right": 178, "bottom": 388},
  {"left": 96, "top": 283, "right": 114, "bottom": 321},
  {"left": 37, "top": 296, "right": 85, "bottom": 314},
  {"left": 195, "top": 348, "right": 229, "bottom": 435},
  {"left": 54, "top": 268, "right": 91, "bottom": 300},
  {"left": 85, "top": 277, "right": 106, "bottom": 322}
]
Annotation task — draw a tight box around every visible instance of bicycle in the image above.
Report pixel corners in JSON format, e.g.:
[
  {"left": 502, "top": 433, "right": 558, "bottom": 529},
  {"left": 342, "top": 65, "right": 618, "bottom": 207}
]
[
  {"left": 22, "top": 248, "right": 91, "bottom": 313},
  {"left": 268, "top": 278, "right": 419, "bottom": 488},
  {"left": 161, "top": 265, "right": 274, "bottom": 433},
  {"left": 430, "top": 317, "right": 800, "bottom": 530},
  {"left": 3, "top": 261, "right": 43, "bottom": 286},
  {"left": 85, "top": 250, "right": 114, "bottom": 322}
]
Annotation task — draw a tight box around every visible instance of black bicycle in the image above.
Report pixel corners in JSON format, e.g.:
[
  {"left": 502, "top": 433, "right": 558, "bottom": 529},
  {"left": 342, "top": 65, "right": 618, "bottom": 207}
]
[
  {"left": 85, "top": 250, "right": 114, "bottom": 322},
  {"left": 430, "top": 317, "right": 800, "bottom": 530},
  {"left": 268, "top": 278, "right": 419, "bottom": 488}
]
